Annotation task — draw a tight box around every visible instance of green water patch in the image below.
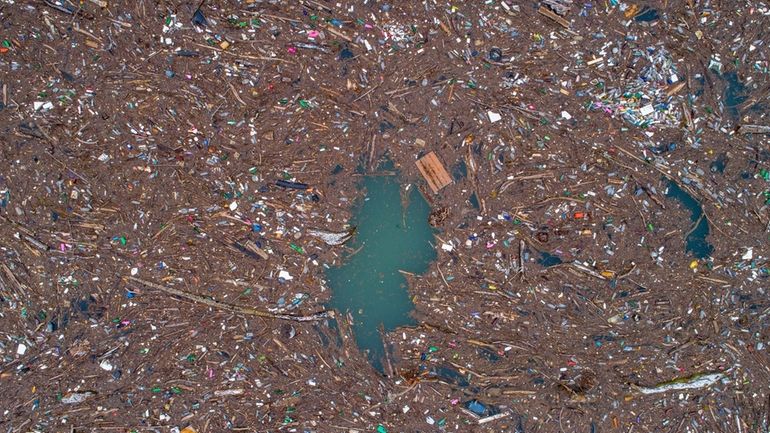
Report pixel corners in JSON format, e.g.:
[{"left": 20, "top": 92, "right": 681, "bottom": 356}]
[
  {"left": 710, "top": 153, "right": 727, "bottom": 174},
  {"left": 538, "top": 252, "right": 563, "bottom": 267},
  {"left": 452, "top": 160, "right": 467, "bottom": 181},
  {"left": 469, "top": 192, "right": 480, "bottom": 210},
  {"left": 723, "top": 71, "right": 749, "bottom": 119},
  {"left": 325, "top": 170, "right": 437, "bottom": 373},
  {"left": 634, "top": 8, "right": 659, "bottom": 22},
  {"left": 665, "top": 180, "right": 713, "bottom": 259}
]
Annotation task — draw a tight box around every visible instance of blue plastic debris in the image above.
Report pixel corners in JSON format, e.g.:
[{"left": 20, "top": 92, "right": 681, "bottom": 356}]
[{"left": 192, "top": 8, "right": 208, "bottom": 27}]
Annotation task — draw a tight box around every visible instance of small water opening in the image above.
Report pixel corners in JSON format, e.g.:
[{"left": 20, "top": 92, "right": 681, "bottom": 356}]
[
  {"left": 666, "top": 180, "right": 713, "bottom": 259},
  {"left": 326, "top": 164, "right": 437, "bottom": 372}
]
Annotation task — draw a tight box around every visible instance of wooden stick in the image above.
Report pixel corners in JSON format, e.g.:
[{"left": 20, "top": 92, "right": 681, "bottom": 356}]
[
  {"left": 127, "top": 276, "right": 332, "bottom": 322},
  {"left": 498, "top": 172, "right": 554, "bottom": 193},
  {"left": 189, "top": 42, "right": 292, "bottom": 63},
  {"left": 379, "top": 324, "right": 394, "bottom": 377},
  {"left": 352, "top": 84, "right": 379, "bottom": 103},
  {"left": 570, "top": 262, "right": 607, "bottom": 280},
  {"left": 478, "top": 411, "right": 512, "bottom": 425},
  {"left": 437, "top": 262, "right": 450, "bottom": 287},
  {"left": 227, "top": 81, "right": 247, "bottom": 106}
]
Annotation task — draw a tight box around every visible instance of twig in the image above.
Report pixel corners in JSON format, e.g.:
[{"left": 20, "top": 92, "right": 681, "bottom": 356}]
[
  {"left": 352, "top": 84, "right": 379, "bottom": 103},
  {"left": 478, "top": 411, "right": 511, "bottom": 425},
  {"left": 44, "top": 152, "right": 92, "bottom": 186},
  {"left": 535, "top": 196, "right": 585, "bottom": 206},
  {"left": 498, "top": 172, "right": 554, "bottom": 193},
  {"left": 365, "top": 383, "right": 418, "bottom": 411},
  {"left": 127, "top": 277, "right": 332, "bottom": 322},
  {"left": 379, "top": 324, "right": 394, "bottom": 377},
  {"left": 570, "top": 262, "right": 607, "bottom": 280},
  {"left": 1, "top": 263, "right": 26, "bottom": 297},
  {"left": 325, "top": 25, "right": 353, "bottom": 42},
  {"left": 697, "top": 275, "right": 729, "bottom": 284},
  {"left": 684, "top": 213, "right": 705, "bottom": 239},
  {"left": 190, "top": 42, "right": 292, "bottom": 63},
  {"left": 616, "top": 262, "right": 636, "bottom": 280},
  {"left": 259, "top": 13, "right": 302, "bottom": 23},
  {"left": 368, "top": 133, "right": 376, "bottom": 170},
  {"left": 437, "top": 262, "right": 449, "bottom": 287},
  {"left": 73, "top": 25, "right": 102, "bottom": 42},
  {"left": 227, "top": 81, "right": 247, "bottom": 106}
]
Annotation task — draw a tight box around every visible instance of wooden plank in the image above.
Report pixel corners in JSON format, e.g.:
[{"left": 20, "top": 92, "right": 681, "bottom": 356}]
[
  {"left": 537, "top": 6, "right": 570, "bottom": 28},
  {"left": 416, "top": 152, "right": 452, "bottom": 193},
  {"left": 415, "top": 159, "right": 438, "bottom": 193},
  {"left": 429, "top": 154, "right": 452, "bottom": 187}
]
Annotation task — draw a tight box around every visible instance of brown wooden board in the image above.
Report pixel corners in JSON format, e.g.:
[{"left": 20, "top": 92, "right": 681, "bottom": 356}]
[{"left": 416, "top": 151, "right": 452, "bottom": 193}]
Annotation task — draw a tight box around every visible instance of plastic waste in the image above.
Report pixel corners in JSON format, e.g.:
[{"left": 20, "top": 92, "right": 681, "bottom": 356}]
[
  {"left": 307, "top": 227, "right": 356, "bottom": 245},
  {"left": 275, "top": 180, "right": 309, "bottom": 190},
  {"left": 634, "top": 372, "right": 726, "bottom": 395},
  {"left": 61, "top": 391, "right": 95, "bottom": 404}
]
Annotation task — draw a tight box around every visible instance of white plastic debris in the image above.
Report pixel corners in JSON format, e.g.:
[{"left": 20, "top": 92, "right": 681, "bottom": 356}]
[
  {"left": 213, "top": 389, "right": 245, "bottom": 397},
  {"left": 487, "top": 111, "right": 502, "bottom": 123},
  {"left": 742, "top": 247, "right": 753, "bottom": 260},
  {"left": 99, "top": 360, "right": 114, "bottom": 371},
  {"left": 636, "top": 372, "right": 726, "bottom": 395},
  {"left": 307, "top": 228, "right": 355, "bottom": 245},
  {"left": 33, "top": 101, "right": 53, "bottom": 112},
  {"left": 61, "top": 392, "right": 95, "bottom": 404},
  {"left": 639, "top": 104, "right": 655, "bottom": 116}
]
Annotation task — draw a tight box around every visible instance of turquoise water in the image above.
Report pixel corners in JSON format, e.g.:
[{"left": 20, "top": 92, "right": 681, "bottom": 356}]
[
  {"left": 326, "top": 172, "right": 436, "bottom": 373},
  {"left": 634, "top": 8, "right": 659, "bottom": 22},
  {"left": 538, "top": 252, "right": 563, "bottom": 267},
  {"left": 666, "top": 180, "right": 713, "bottom": 259}
]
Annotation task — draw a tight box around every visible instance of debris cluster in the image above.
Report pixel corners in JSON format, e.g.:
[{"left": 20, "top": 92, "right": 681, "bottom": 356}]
[{"left": 1, "top": 0, "right": 770, "bottom": 432}]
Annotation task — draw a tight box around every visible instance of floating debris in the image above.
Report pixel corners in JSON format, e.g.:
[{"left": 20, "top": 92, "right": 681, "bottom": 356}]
[
  {"left": 307, "top": 227, "right": 356, "bottom": 246},
  {"left": 634, "top": 372, "right": 726, "bottom": 395}
]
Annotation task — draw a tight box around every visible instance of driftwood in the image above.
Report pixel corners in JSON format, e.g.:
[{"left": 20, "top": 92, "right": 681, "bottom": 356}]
[
  {"left": 738, "top": 124, "right": 770, "bottom": 134},
  {"left": 127, "top": 276, "right": 333, "bottom": 322}
]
